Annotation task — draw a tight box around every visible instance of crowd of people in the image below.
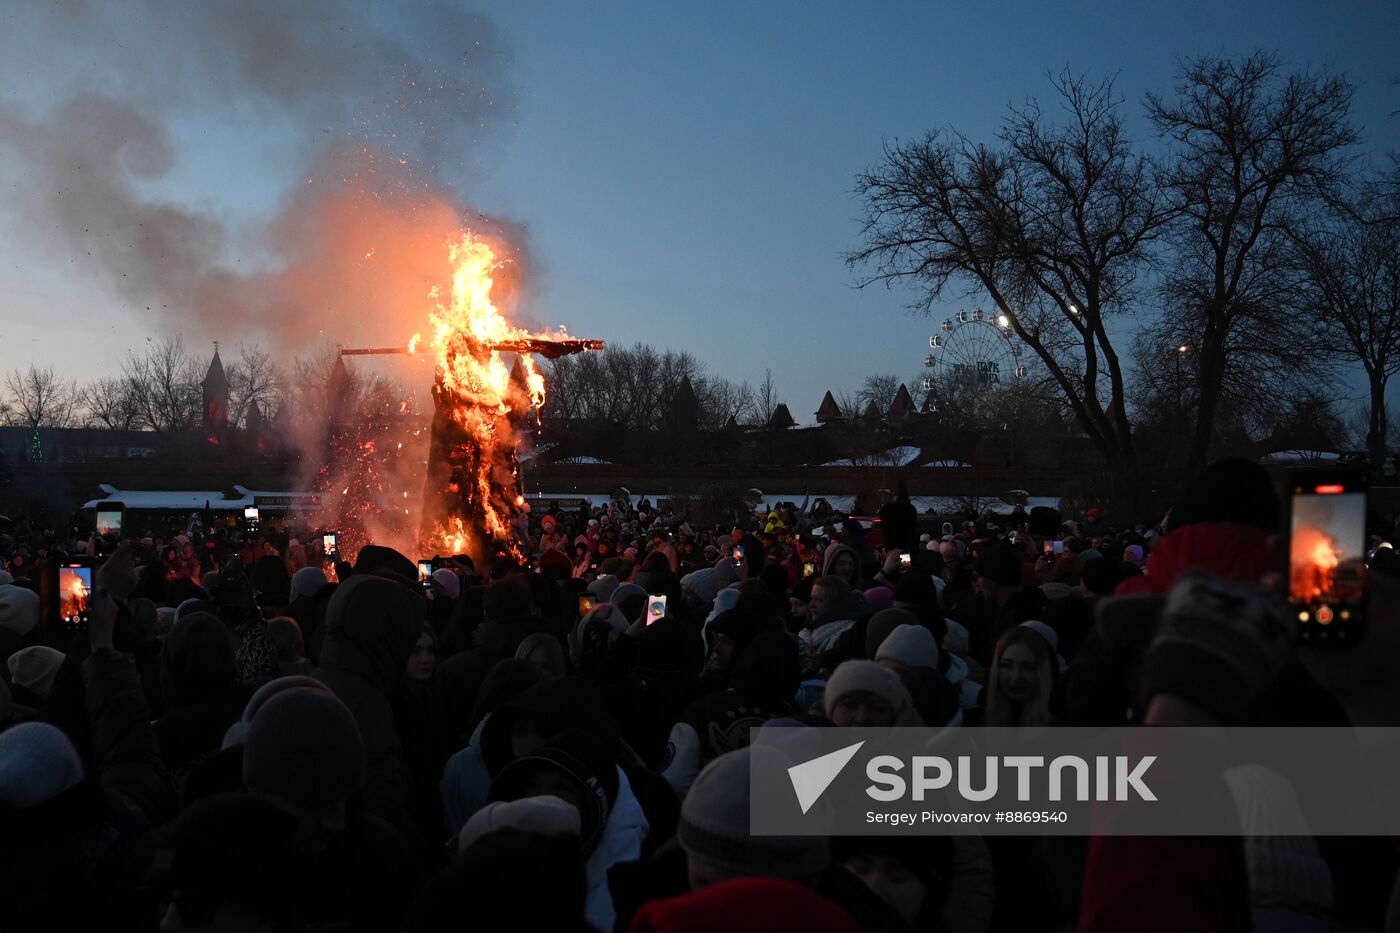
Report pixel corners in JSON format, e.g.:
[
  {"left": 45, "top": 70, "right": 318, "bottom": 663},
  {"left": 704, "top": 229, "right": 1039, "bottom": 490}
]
[{"left": 2, "top": 458, "right": 1399, "bottom": 931}]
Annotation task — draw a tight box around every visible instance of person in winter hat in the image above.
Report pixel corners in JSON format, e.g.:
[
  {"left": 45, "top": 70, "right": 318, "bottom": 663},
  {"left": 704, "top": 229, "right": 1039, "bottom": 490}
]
[
  {"left": 1, "top": 558, "right": 173, "bottom": 931},
  {"left": 6, "top": 645, "right": 64, "bottom": 705},
  {"left": 313, "top": 573, "right": 426, "bottom": 846},
  {"left": 872, "top": 624, "right": 962, "bottom": 731},
  {"left": 242, "top": 688, "right": 367, "bottom": 826},
  {"left": 457, "top": 794, "right": 581, "bottom": 851},
  {"left": 290, "top": 566, "right": 328, "bottom": 601},
  {"left": 0, "top": 582, "right": 40, "bottom": 665},
  {"left": 678, "top": 746, "right": 832, "bottom": 890},
  {"left": 0, "top": 721, "right": 84, "bottom": 808},
  {"left": 240, "top": 683, "right": 423, "bottom": 931},
  {"left": 490, "top": 729, "right": 648, "bottom": 932},
  {"left": 875, "top": 624, "right": 939, "bottom": 672},
  {"left": 822, "top": 659, "right": 922, "bottom": 727}
]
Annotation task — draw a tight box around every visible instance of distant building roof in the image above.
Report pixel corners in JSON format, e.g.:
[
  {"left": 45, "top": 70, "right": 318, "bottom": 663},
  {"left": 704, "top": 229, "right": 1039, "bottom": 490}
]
[
  {"left": 769, "top": 403, "right": 796, "bottom": 429},
  {"left": 82, "top": 484, "right": 320, "bottom": 512},
  {"left": 815, "top": 391, "right": 844, "bottom": 423},
  {"left": 887, "top": 384, "right": 914, "bottom": 419},
  {"left": 861, "top": 399, "right": 882, "bottom": 421},
  {"left": 674, "top": 375, "right": 698, "bottom": 407}
]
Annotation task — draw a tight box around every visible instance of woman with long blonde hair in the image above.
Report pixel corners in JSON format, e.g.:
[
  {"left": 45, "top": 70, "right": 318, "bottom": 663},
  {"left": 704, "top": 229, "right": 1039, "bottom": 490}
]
[{"left": 980, "top": 626, "right": 1056, "bottom": 728}]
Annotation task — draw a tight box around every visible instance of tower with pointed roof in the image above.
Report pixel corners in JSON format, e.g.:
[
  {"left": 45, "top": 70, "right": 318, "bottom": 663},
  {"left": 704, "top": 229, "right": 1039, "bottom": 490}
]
[
  {"left": 769, "top": 403, "right": 796, "bottom": 430},
  {"left": 887, "top": 384, "right": 914, "bottom": 421},
  {"left": 671, "top": 375, "right": 699, "bottom": 434},
  {"left": 202, "top": 346, "right": 230, "bottom": 429},
  {"left": 815, "top": 390, "right": 844, "bottom": 424}
]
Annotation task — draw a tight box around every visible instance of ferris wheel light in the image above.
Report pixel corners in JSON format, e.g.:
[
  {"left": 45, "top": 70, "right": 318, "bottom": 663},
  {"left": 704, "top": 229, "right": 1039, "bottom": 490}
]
[{"left": 996, "top": 314, "right": 1010, "bottom": 328}]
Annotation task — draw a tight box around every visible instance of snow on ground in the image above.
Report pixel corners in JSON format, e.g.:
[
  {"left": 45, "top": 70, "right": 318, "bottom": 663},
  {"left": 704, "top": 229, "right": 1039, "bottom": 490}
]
[{"left": 1260, "top": 450, "right": 1343, "bottom": 464}]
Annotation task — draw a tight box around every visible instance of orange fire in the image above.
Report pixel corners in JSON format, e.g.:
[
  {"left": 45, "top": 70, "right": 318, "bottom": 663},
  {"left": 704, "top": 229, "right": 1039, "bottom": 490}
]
[
  {"left": 1290, "top": 526, "right": 1339, "bottom": 600},
  {"left": 420, "top": 232, "right": 550, "bottom": 558}
]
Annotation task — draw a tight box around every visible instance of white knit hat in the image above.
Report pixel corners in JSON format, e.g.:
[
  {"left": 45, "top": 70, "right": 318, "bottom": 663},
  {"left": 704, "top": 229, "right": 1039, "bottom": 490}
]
[
  {"left": 875, "top": 624, "right": 940, "bottom": 671},
  {"left": 458, "top": 795, "right": 581, "bottom": 851}
]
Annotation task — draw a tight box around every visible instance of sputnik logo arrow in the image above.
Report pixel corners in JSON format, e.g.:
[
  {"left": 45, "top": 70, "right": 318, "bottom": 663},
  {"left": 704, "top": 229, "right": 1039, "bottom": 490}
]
[{"left": 787, "top": 741, "right": 865, "bottom": 814}]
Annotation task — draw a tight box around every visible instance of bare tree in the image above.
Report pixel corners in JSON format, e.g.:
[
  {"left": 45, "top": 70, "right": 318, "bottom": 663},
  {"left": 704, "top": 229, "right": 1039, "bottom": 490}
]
[
  {"left": 124, "top": 336, "right": 203, "bottom": 432},
  {"left": 2, "top": 364, "right": 76, "bottom": 428},
  {"left": 77, "top": 378, "right": 141, "bottom": 431},
  {"left": 694, "top": 375, "right": 757, "bottom": 431},
  {"left": 857, "top": 374, "right": 900, "bottom": 413},
  {"left": 1292, "top": 188, "right": 1400, "bottom": 467},
  {"left": 753, "top": 368, "right": 778, "bottom": 426},
  {"left": 852, "top": 70, "right": 1166, "bottom": 505},
  {"left": 541, "top": 343, "right": 718, "bottom": 433},
  {"left": 1148, "top": 52, "right": 1358, "bottom": 472},
  {"left": 227, "top": 344, "right": 283, "bottom": 428}
]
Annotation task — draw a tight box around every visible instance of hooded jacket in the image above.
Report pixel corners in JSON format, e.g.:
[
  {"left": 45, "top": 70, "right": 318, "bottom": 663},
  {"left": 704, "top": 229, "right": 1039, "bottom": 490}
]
[
  {"left": 313, "top": 575, "right": 425, "bottom": 847},
  {"left": 151, "top": 611, "right": 246, "bottom": 776}
]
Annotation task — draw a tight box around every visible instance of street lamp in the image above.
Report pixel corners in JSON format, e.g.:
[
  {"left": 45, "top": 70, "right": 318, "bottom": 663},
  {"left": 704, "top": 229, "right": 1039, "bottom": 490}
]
[{"left": 1174, "top": 345, "right": 1191, "bottom": 415}]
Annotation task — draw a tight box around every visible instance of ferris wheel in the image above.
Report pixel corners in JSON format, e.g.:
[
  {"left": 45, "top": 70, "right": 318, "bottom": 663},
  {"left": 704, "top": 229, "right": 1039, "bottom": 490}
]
[{"left": 921, "top": 307, "right": 1027, "bottom": 396}]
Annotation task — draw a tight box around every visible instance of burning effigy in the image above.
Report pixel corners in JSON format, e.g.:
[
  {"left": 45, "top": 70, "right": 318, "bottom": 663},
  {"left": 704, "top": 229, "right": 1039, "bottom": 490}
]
[
  {"left": 313, "top": 231, "right": 600, "bottom": 566},
  {"left": 1290, "top": 525, "right": 1340, "bottom": 601},
  {"left": 415, "top": 233, "right": 601, "bottom": 563}
]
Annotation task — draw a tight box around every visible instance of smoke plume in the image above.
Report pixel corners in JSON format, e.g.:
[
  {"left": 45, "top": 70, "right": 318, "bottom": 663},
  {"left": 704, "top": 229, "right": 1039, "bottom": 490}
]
[{"left": 0, "top": 0, "right": 525, "bottom": 352}]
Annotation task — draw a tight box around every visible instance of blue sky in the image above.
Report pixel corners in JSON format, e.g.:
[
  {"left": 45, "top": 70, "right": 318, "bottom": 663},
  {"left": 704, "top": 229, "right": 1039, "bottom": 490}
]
[{"left": 1, "top": 0, "right": 1397, "bottom": 422}]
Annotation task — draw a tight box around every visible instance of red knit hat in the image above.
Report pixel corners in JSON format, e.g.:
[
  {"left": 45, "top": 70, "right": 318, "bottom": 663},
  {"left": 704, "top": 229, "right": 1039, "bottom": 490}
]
[{"left": 630, "top": 877, "right": 860, "bottom": 933}]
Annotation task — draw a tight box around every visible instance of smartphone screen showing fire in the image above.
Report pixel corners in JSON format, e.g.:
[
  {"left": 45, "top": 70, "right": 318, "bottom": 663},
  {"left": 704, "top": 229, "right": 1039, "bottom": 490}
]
[
  {"left": 1289, "top": 480, "right": 1365, "bottom": 640},
  {"left": 95, "top": 509, "right": 122, "bottom": 537},
  {"left": 59, "top": 565, "right": 93, "bottom": 625}
]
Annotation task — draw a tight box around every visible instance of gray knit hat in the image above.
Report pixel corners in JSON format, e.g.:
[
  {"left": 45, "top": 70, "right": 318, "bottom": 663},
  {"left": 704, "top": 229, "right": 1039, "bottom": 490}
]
[
  {"left": 677, "top": 747, "right": 830, "bottom": 881},
  {"left": 0, "top": 722, "right": 84, "bottom": 807},
  {"left": 243, "top": 688, "right": 365, "bottom": 807}
]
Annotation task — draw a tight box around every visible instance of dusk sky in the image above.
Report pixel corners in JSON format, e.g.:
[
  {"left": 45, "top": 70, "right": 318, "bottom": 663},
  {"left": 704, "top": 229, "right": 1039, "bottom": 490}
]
[{"left": 1, "top": 0, "right": 1397, "bottom": 421}]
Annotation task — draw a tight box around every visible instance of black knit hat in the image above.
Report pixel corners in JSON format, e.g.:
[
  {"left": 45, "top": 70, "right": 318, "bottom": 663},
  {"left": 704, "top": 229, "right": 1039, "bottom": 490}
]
[{"left": 243, "top": 689, "right": 366, "bottom": 807}]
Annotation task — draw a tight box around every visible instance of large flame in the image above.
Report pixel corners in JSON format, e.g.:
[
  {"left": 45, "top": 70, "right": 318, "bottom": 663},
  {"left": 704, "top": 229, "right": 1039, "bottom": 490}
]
[
  {"left": 419, "top": 232, "right": 547, "bottom": 559},
  {"left": 1290, "top": 526, "right": 1340, "bottom": 601}
]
